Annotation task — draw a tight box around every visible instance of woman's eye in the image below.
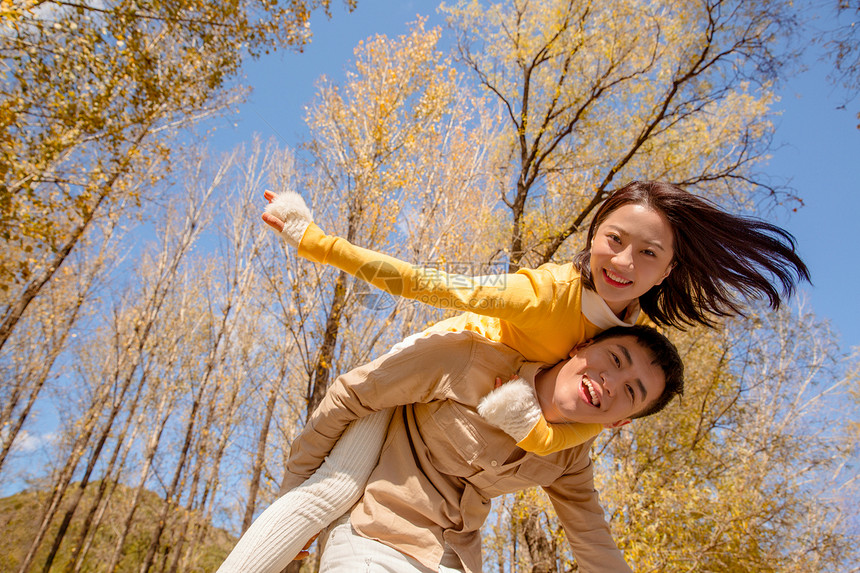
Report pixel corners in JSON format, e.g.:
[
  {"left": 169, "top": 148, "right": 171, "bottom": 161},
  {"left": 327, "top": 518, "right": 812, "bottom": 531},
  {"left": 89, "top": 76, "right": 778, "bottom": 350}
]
[
  {"left": 609, "top": 234, "right": 621, "bottom": 244},
  {"left": 642, "top": 249, "right": 655, "bottom": 257},
  {"left": 626, "top": 385, "right": 634, "bottom": 400},
  {"left": 611, "top": 352, "right": 620, "bottom": 367}
]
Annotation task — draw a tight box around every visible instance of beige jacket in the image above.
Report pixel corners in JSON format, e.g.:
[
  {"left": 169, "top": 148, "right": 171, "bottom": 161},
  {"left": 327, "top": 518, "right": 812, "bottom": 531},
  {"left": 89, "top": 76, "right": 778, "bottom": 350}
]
[{"left": 282, "top": 331, "right": 633, "bottom": 573}]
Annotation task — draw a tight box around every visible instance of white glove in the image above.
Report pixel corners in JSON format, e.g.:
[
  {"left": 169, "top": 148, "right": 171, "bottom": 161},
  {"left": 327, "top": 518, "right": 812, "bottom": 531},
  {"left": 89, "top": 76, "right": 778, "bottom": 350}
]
[
  {"left": 264, "top": 190, "right": 313, "bottom": 248},
  {"left": 477, "top": 377, "right": 542, "bottom": 442}
]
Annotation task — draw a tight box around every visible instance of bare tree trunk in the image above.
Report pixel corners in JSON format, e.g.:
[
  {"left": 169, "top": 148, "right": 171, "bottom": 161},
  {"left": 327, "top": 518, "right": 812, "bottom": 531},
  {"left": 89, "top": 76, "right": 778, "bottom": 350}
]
[
  {"left": 139, "top": 384, "right": 205, "bottom": 573},
  {"left": 177, "top": 372, "right": 245, "bottom": 572},
  {"left": 0, "top": 346, "right": 64, "bottom": 470},
  {"left": 307, "top": 270, "right": 349, "bottom": 416},
  {"left": 508, "top": 177, "right": 528, "bottom": 271},
  {"left": 143, "top": 290, "right": 235, "bottom": 571},
  {"left": 71, "top": 475, "right": 123, "bottom": 573},
  {"left": 106, "top": 388, "right": 174, "bottom": 573},
  {"left": 169, "top": 384, "right": 222, "bottom": 573},
  {"left": 521, "top": 512, "right": 556, "bottom": 573},
  {"left": 167, "top": 453, "right": 205, "bottom": 573},
  {"left": 41, "top": 362, "right": 145, "bottom": 572},
  {"left": 0, "top": 235, "right": 104, "bottom": 472},
  {"left": 242, "top": 381, "right": 281, "bottom": 532},
  {"left": 17, "top": 368, "right": 118, "bottom": 573},
  {"left": 66, "top": 371, "right": 150, "bottom": 572}
]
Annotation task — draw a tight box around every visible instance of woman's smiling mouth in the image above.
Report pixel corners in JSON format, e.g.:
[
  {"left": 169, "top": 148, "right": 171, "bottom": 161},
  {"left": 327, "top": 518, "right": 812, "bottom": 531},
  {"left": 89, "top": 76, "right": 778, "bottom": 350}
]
[{"left": 602, "top": 268, "right": 632, "bottom": 288}]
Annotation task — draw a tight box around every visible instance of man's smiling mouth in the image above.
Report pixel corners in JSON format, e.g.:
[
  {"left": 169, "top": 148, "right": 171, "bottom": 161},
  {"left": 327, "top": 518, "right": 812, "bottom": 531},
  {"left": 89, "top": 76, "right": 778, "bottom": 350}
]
[{"left": 583, "top": 378, "right": 601, "bottom": 407}]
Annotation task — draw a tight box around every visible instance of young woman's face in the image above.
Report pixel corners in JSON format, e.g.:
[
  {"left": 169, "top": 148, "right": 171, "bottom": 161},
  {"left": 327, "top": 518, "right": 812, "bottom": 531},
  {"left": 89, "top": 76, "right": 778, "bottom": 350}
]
[{"left": 589, "top": 203, "right": 675, "bottom": 316}]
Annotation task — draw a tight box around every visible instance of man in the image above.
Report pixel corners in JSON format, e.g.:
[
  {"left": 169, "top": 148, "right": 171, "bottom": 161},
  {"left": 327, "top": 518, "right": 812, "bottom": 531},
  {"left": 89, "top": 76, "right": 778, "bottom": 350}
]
[{"left": 283, "top": 324, "right": 684, "bottom": 573}]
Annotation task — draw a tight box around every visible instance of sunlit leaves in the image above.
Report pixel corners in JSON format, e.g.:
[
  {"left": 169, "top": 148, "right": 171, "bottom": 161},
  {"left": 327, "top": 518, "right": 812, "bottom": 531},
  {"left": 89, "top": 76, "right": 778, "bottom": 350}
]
[
  {"left": 0, "top": 0, "right": 343, "bottom": 349},
  {"left": 305, "top": 18, "right": 461, "bottom": 244},
  {"left": 593, "top": 311, "right": 859, "bottom": 571},
  {"left": 297, "top": 18, "right": 504, "bottom": 407},
  {"left": 441, "top": 0, "right": 798, "bottom": 265}
]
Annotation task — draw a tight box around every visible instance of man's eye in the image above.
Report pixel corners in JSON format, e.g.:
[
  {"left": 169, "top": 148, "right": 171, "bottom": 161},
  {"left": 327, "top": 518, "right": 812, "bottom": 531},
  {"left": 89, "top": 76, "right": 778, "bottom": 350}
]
[
  {"left": 626, "top": 385, "right": 635, "bottom": 400},
  {"left": 610, "top": 352, "right": 620, "bottom": 367}
]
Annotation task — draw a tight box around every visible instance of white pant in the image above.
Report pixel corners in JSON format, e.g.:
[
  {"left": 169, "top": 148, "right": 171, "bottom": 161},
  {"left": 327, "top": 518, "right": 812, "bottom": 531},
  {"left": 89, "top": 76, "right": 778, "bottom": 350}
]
[{"left": 319, "top": 515, "right": 464, "bottom": 573}]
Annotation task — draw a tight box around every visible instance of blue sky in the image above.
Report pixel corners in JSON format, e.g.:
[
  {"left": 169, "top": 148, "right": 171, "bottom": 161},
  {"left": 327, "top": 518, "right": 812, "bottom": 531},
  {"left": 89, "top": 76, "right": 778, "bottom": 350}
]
[{"left": 217, "top": 0, "right": 860, "bottom": 353}]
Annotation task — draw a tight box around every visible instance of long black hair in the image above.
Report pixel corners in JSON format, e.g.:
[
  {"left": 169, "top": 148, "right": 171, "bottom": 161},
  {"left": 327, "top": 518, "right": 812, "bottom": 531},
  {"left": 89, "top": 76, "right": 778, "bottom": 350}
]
[{"left": 572, "top": 181, "right": 811, "bottom": 328}]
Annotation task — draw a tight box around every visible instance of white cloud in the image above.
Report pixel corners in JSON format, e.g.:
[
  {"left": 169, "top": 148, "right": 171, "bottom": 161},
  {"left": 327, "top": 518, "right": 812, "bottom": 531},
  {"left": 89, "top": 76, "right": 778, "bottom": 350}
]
[{"left": 1, "top": 429, "right": 57, "bottom": 453}]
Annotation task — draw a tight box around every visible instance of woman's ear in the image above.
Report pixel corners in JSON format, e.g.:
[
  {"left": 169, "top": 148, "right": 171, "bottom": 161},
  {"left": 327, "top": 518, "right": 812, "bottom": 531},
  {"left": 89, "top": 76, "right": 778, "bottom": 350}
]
[{"left": 655, "top": 261, "right": 675, "bottom": 285}]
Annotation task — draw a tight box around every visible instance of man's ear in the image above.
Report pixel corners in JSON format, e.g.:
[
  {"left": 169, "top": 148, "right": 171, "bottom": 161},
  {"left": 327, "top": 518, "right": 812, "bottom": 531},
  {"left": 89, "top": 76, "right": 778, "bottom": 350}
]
[
  {"left": 603, "top": 419, "right": 631, "bottom": 429},
  {"left": 569, "top": 339, "right": 592, "bottom": 357}
]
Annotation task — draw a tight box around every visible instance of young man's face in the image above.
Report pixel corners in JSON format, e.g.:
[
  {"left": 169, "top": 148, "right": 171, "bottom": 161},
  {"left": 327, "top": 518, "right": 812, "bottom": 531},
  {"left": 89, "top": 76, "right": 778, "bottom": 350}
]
[{"left": 534, "top": 335, "right": 666, "bottom": 427}]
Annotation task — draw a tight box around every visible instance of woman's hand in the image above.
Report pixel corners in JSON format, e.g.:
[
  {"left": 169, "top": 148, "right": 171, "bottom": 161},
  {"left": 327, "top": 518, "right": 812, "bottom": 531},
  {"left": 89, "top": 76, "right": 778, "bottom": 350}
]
[
  {"left": 261, "top": 189, "right": 286, "bottom": 233},
  {"left": 293, "top": 534, "right": 319, "bottom": 560},
  {"left": 261, "top": 189, "right": 313, "bottom": 248}
]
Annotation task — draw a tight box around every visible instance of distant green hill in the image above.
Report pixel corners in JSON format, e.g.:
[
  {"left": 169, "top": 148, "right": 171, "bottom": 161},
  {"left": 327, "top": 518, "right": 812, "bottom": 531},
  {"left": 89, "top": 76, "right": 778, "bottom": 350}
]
[{"left": 0, "top": 481, "right": 238, "bottom": 572}]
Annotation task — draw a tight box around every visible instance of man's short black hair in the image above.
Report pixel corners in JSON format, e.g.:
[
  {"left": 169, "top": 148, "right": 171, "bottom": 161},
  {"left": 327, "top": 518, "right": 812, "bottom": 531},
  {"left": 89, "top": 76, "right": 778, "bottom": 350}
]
[{"left": 591, "top": 325, "right": 684, "bottom": 419}]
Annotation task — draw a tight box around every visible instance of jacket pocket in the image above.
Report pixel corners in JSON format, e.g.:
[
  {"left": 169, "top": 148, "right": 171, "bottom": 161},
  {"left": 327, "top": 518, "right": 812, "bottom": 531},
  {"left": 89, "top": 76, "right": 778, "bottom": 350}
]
[
  {"left": 416, "top": 401, "right": 487, "bottom": 473},
  {"left": 515, "top": 455, "right": 565, "bottom": 486}
]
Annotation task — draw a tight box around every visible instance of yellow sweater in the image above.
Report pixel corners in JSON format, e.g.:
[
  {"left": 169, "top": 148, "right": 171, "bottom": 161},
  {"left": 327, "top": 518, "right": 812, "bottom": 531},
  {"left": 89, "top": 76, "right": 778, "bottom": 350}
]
[{"left": 298, "top": 223, "right": 654, "bottom": 454}]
